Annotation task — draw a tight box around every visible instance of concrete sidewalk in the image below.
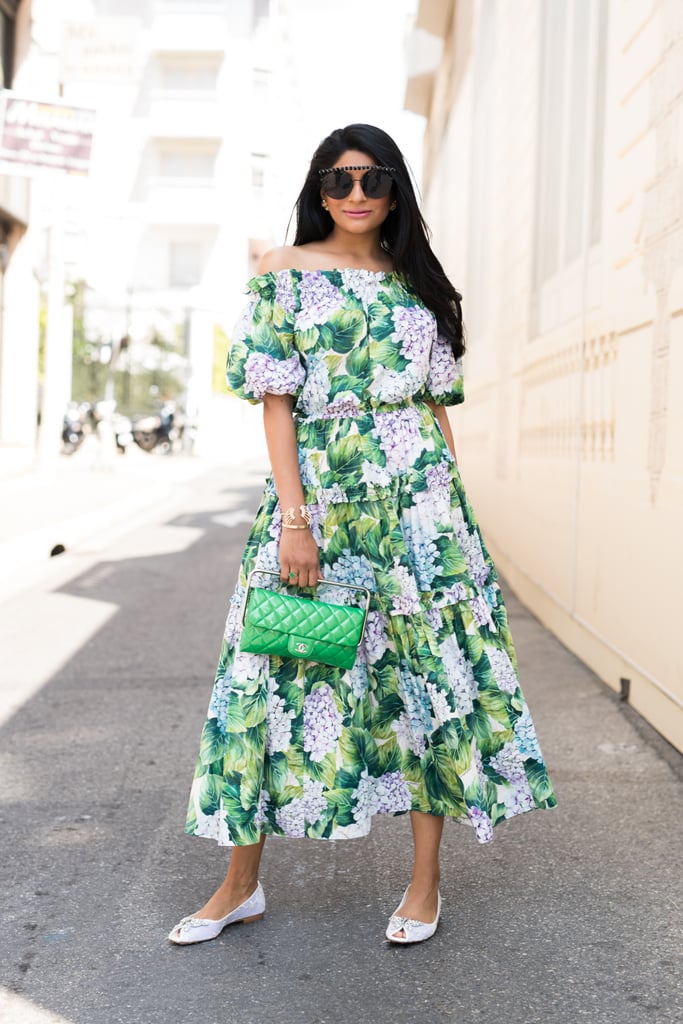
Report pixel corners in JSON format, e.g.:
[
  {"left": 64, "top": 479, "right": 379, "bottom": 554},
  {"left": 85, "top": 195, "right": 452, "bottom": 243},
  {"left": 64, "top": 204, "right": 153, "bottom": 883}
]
[
  {"left": 0, "top": 438, "right": 266, "bottom": 600},
  {"left": 0, "top": 466, "right": 681, "bottom": 1024}
]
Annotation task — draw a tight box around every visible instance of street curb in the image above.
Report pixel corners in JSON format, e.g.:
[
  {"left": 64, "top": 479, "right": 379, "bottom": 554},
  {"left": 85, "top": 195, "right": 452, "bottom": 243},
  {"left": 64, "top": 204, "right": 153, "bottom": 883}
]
[{"left": 0, "top": 479, "right": 174, "bottom": 576}]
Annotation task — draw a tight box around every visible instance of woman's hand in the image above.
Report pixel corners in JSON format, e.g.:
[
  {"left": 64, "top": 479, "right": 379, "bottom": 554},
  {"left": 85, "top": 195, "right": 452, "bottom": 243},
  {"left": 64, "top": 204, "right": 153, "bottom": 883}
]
[{"left": 279, "top": 527, "right": 320, "bottom": 589}]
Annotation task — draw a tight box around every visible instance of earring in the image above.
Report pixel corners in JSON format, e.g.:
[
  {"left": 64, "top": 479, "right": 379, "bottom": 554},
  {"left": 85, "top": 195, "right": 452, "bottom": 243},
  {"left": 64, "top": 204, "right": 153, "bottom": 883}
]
[
  {"left": 390, "top": 201, "right": 397, "bottom": 211},
  {"left": 322, "top": 199, "right": 329, "bottom": 209}
]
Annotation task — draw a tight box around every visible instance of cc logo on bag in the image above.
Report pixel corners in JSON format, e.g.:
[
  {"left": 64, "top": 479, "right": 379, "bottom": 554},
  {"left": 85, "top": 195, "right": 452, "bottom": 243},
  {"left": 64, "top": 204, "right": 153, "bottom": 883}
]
[{"left": 295, "top": 642, "right": 309, "bottom": 653}]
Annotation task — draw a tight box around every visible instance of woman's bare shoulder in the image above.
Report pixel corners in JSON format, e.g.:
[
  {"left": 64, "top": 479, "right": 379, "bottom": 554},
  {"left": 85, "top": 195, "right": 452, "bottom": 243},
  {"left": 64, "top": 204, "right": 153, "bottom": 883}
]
[
  {"left": 257, "top": 247, "right": 298, "bottom": 274},
  {"left": 257, "top": 244, "right": 333, "bottom": 275}
]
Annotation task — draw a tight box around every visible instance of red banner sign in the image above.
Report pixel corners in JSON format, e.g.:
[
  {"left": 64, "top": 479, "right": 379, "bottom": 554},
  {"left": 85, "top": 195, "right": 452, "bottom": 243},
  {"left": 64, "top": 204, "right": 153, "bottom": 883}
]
[{"left": 0, "top": 92, "right": 95, "bottom": 175}]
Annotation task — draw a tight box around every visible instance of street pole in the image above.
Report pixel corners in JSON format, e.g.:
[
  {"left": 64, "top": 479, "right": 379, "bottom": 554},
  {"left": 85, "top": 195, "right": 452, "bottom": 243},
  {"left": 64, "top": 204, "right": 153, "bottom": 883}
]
[{"left": 37, "top": 176, "right": 71, "bottom": 468}]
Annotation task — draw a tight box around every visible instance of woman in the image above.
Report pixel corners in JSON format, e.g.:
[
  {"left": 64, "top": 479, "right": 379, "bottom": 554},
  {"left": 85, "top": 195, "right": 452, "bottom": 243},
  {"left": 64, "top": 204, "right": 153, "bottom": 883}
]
[{"left": 169, "top": 124, "right": 556, "bottom": 947}]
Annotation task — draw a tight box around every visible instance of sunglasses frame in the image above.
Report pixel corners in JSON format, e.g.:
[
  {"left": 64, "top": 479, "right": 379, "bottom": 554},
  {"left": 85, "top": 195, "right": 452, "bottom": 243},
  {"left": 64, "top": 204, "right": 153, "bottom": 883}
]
[{"left": 318, "top": 165, "right": 396, "bottom": 200}]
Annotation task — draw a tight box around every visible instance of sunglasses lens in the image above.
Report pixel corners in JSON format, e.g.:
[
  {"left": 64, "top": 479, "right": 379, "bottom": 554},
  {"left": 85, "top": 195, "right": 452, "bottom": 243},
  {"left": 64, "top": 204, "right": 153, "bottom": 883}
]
[
  {"left": 362, "top": 168, "right": 393, "bottom": 198},
  {"left": 320, "top": 170, "right": 353, "bottom": 199}
]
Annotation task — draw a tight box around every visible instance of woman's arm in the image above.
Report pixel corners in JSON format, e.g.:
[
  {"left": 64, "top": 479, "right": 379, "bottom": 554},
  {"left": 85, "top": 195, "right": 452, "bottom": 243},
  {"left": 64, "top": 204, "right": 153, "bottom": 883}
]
[
  {"left": 427, "top": 401, "right": 458, "bottom": 464},
  {"left": 262, "top": 393, "right": 320, "bottom": 588}
]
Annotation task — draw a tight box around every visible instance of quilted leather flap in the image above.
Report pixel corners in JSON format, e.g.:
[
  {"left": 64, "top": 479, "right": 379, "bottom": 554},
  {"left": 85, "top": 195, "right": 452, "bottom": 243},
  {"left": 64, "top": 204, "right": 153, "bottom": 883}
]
[{"left": 247, "top": 588, "right": 364, "bottom": 646}]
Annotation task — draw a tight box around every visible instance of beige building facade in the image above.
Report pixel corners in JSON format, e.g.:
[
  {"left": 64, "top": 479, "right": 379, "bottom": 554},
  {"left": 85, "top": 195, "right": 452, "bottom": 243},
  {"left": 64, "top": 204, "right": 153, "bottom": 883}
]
[{"left": 407, "top": 0, "right": 683, "bottom": 751}]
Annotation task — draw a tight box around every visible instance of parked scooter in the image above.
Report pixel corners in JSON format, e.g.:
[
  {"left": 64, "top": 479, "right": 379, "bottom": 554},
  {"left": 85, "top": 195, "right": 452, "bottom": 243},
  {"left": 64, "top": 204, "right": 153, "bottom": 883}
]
[
  {"left": 132, "top": 401, "right": 182, "bottom": 454},
  {"left": 61, "top": 402, "right": 94, "bottom": 454}
]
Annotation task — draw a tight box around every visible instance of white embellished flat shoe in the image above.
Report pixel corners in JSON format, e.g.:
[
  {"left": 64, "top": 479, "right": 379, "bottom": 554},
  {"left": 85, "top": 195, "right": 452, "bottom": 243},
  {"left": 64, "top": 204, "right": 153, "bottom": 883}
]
[
  {"left": 385, "top": 887, "right": 441, "bottom": 945},
  {"left": 168, "top": 882, "right": 265, "bottom": 945}
]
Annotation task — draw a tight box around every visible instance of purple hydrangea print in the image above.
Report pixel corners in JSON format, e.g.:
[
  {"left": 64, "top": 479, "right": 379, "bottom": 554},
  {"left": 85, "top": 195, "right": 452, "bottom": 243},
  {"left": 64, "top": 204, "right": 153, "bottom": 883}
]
[
  {"left": 303, "top": 777, "right": 328, "bottom": 825},
  {"left": 468, "top": 806, "right": 494, "bottom": 843},
  {"left": 392, "top": 711, "right": 427, "bottom": 757},
  {"left": 375, "top": 406, "right": 424, "bottom": 473},
  {"left": 427, "top": 336, "right": 460, "bottom": 397},
  {"left": 323, "top": 394, "right": 362, "bottom": 419},
  {"left": 303, "top": 685, "right": 343, "bottom": 762},
  {"left": 295, "top": 271, "right": 343, "bottom": 330},
  {"left": 352, "top": 769, "right": 412, "bottom": 823},
  {"left": 391, "top": 305, "right": 434, "bottom": 365},
  {"left": 487, "top": 647, "right": 518, "bottom": 694},
  {"left": 254, "top": 789, "right": 270, "bottom": 830},
  {"left": 275, "top": 270, "right": 297, "bottom": 313},
  {"left": 300, "top": 354, "right": 330, "bottom": 418},
  {"left": 359, "top": 609, "right": 389, "bottom": 663},
  {"left": 490, "top": 741, "right": 527, "bottom": 783},
  {"left": 265, "top": 677, "right": 295, "bottom": 754},
  {"left": 341, "top": 268, "right": 383, "bottom": 305},
  {"left": 275, "top": 799, "right": 305, "bottom": 838},
  {"left": 425, "top": 681, "right": 457, "bottom": 725},
  {"left": 374, "top": 770, "right": 412, "bottom": 814},
  {"left": 244, "top": 351, "right": 305, "bottom": 400},
  {"left": 390, "top": 563, "right": 421, "bottom": 616},
  {"left": 439, "top": 633, "right": 477, "bottom": 715}
]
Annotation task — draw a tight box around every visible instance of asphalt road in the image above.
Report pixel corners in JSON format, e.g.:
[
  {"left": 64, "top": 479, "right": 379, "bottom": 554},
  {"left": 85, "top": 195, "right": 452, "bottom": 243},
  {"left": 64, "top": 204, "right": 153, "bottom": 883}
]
[{"left": 1, "top": 466, "right": 681, "bottom": 1024}]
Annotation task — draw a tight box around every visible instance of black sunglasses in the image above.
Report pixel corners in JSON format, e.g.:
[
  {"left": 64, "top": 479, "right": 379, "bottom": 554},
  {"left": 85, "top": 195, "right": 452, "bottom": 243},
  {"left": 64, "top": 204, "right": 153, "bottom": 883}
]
[{"left": 318, "top": 165, "right": 395, "bottom": 200}]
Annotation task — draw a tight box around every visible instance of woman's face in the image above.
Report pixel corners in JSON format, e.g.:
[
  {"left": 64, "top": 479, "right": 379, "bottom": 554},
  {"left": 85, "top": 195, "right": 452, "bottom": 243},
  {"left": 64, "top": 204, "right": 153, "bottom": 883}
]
[{"left": 320, "top": 149, "right": 393, "bottom": 235}]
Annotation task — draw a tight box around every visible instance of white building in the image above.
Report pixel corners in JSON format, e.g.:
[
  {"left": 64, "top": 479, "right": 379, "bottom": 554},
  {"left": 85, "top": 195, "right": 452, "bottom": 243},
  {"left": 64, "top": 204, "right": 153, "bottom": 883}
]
[
  {"left": 406, "top": 0, "right": 683, "bottom": 751},
  {"left": 1, "top": 0, "right": 277, "bottom": 466}
]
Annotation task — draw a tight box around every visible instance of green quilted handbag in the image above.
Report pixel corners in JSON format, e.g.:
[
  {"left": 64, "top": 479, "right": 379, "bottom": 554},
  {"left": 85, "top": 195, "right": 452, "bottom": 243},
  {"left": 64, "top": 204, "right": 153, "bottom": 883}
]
[{"left": 240, "top": 570, "right": 371, "bottom": 670}]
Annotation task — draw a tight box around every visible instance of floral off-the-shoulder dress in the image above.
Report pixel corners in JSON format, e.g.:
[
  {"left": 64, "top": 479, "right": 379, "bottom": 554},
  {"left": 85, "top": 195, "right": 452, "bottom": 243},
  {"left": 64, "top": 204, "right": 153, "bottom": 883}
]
[{"left": 184, "top": 268, "right": 556, "bottom": 846}]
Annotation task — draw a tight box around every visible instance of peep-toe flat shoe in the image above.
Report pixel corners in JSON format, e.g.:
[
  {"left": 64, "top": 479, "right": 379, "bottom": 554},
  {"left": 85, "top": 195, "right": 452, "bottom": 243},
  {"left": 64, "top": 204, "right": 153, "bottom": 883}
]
[
  {"left": 385, "top": 887, "right": 441, "bottom": 945},
  {"left": 168, "top": 882, "right": 265, "bottom": 945}
]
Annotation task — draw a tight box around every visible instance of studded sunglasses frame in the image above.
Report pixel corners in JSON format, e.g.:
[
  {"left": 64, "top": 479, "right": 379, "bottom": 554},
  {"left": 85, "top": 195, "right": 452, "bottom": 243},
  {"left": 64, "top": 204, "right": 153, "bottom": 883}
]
[{"left": 318, "top": 165, "right": 396, "bottom": 200}]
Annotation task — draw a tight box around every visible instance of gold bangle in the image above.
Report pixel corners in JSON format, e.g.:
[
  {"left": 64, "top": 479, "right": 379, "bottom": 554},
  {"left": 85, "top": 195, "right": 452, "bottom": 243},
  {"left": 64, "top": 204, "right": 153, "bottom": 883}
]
[
  {"left": 281, "top": 522, "right": 310, "bottom": 530},
  {"left": 283, "top": 504, "right": 313, "bottom": 527}
]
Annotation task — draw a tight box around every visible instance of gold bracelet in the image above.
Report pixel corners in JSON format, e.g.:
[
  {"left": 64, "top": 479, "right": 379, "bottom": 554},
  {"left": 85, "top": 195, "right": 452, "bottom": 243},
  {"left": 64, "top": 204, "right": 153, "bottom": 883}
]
[
  {"left": 282, "top": 504, "right": 313, "bottom": 527},
  {"left": 281, "top": 522, "right": 310, "bottom": 530}
]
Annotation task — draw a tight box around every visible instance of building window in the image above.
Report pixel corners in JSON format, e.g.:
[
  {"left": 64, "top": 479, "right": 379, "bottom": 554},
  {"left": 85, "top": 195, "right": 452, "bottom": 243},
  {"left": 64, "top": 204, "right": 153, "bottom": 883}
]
[
  {"left": 531, "top": 0, "right": 608, "bottom": 330},
  {"left": 158, "top": 148, "right": 216, "bottom": 179},
  {"left": 169, "top": 241, "right": 201, "bottom": 287},
  {"left": 160, "top": 60, "right": 220, "bottom": 92}
]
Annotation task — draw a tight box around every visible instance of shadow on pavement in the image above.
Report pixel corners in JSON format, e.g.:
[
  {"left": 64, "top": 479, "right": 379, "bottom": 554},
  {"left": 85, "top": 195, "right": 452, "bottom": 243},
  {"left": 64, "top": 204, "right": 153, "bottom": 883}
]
[{"left": 0, "top": 484, "right": 681, "bottom": 1024}]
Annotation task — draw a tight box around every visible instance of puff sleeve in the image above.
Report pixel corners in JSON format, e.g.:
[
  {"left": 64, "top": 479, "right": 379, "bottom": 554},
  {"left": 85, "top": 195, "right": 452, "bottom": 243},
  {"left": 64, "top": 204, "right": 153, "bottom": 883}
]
[
  {"left": 226, "top": 271, "right": 305, "bottom": 405},
  {"left": 422, "top": 333, "right": 464, "bottom": 406}
]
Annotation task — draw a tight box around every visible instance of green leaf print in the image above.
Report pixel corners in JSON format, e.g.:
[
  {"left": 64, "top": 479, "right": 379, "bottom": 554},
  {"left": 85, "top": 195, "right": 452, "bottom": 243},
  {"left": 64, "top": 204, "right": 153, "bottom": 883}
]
[
  {"left": 239, "top": 766, "right": 261, "bottom": 811},
  {"left": 326, "top": 435, "right": 364, "bottom": 476},
  {"left": 308, "top": 813, "right": 334, "bottom": 839},
  {"left": 466, "top": 702, "right": 494, "bottom": 747},
  {"left": 198, "top": 773, "right": 221, "bottom": 816},
  {"left": 372, "top": 338, "right": 408, "bottom": 369},
  {"left": 490, "top": 802, "right": 508, "bottom": 826},
  {"left": 435, "top": 537, "right": 468, "bottom": 576},
  {"left": 326, "top": 310, "right": 366, "bottom": 352},
  {"left": 424, "top": 745, "right": 466, "bottom": 808},
  {"left": 223, "top": 698, "right": 248, "bottom": 734},
  {"left": 374, "top": 693, "right": 405, "bottom": 735},
  {"left": 345, "top": 346, "right": 368, "bottom": 378},
  {"left": 376, "top": 740, "right": 402, "bottom": 775},
  {"left": 243, "top": 686, "right": 267, "bottom": 728},
  {"left": 199, "top": 718, "right": 227, "bottom": 764},
  {"left": 525, "top": 760, "right": 554, "bottom": 804},
  {"left": 366, "top": 306, "right": 395, "bottom": 341},
  {"left": 305, "top": 750, "right": 337, "bottom": 789},
  {"left": 477, "top": 689, "right": 512, "bottom": 727},
  {"left": 402, "top": 749, "right": 426, "bottom": 784},
  {"left": 340, "top": 727, "right": 381, "bottom": 776},
  {"left": 264, "top": 751, "right": 288, "bottom": 793}
]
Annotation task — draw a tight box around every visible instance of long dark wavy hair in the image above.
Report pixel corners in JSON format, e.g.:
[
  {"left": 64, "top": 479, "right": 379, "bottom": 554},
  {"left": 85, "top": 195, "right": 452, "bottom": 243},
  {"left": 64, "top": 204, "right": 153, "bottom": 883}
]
[{"left": 292, "top": 124, "right": 465, "bottom": 360}]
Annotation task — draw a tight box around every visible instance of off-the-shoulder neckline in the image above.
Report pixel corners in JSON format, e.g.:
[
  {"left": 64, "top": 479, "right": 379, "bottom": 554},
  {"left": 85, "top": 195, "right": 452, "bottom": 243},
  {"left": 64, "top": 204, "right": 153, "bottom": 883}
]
[{"left": 252, "top": 267, "right": 399, "bottom": 278}]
